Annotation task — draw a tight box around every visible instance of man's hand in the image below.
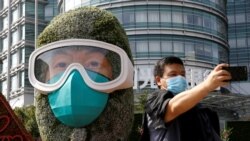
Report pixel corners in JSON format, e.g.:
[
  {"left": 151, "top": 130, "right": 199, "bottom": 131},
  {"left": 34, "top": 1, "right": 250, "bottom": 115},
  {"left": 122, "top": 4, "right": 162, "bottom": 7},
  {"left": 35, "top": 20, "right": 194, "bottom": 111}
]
[{"left": 202, "top": 64, "right": 231, "bottom": 93}]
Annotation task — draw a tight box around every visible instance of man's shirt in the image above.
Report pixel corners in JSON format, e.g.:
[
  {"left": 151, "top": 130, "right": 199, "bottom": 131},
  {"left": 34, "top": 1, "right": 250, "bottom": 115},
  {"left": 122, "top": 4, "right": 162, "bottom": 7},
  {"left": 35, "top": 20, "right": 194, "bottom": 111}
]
[{"left": 145, "top": 89, "right": 221, "bottom": 141}]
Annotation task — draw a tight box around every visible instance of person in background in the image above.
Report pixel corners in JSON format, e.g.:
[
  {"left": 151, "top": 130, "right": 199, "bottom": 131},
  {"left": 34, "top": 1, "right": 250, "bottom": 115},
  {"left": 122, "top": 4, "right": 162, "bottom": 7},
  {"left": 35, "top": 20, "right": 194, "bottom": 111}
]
[{"left": 143, "top": 56, "right": 231, "bottom": 141}]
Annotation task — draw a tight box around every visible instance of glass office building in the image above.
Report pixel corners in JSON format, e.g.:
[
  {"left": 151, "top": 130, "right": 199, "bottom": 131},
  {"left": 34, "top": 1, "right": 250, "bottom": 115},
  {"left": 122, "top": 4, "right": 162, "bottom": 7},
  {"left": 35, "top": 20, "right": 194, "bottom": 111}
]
[
  {"left": 0, "top": 0, "right": 57, "bottom": 107},
  {"left": 57, "top": 0, "right": 250, "bottom": 120},
  {"left": 227, "top": 0, "right": 250, "bottom": 95},
  {"left": 58, "top": 0, "right": 228, "bottom": 92},
  {"left": 2, "top": 0, "right": 249, "bottom": 120}
]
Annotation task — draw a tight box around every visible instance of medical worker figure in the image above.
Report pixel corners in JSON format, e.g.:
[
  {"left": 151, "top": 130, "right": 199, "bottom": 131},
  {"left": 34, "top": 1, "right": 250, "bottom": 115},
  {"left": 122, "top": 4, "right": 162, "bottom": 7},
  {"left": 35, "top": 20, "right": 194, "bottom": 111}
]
[{"left": 28, "top": 7, "right": 134, "bottom": 141}]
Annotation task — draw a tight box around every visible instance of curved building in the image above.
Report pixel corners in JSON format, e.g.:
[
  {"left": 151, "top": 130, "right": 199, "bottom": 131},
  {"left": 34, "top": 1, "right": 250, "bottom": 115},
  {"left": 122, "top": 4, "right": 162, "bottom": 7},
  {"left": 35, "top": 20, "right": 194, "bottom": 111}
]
[
  {"left": 227, "top": 1, "right": 250, "bottom": 95},
  {"left": 58, "top": 0, "right": 228, "bottom": 93}
]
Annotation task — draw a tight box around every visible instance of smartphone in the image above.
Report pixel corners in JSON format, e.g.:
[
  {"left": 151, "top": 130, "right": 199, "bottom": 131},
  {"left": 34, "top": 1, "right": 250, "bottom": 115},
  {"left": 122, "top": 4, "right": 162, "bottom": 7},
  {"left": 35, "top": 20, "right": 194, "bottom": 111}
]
[{"left": 222, "top": 66, "right": 248, "bottom": 81}]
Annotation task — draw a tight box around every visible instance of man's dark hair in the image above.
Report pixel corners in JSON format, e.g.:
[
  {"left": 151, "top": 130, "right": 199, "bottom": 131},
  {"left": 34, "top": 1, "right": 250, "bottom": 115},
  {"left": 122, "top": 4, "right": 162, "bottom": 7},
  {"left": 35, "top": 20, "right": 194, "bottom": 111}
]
[{"left": 154, "top": 56, "right": 184, "bottom": 78}]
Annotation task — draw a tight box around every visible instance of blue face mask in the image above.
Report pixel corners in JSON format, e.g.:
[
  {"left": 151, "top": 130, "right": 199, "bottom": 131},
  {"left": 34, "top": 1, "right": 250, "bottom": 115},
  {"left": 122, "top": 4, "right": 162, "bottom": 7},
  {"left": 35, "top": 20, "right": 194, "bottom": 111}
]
[
  {"left": 166, "top": 75, "right": 187, "bottom": 95},
  {"left": 48, "top": 70, "right": 109, "bottom": 127}
]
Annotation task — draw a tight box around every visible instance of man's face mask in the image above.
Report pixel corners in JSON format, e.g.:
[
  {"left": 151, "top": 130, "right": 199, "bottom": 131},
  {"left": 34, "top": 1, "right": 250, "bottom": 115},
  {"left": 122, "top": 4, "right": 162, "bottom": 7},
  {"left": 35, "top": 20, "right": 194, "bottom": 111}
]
[
  {"left": 166, "top": 75, "right": 187, "bottom": 95},
  {"left": 28, "top": 39, "right": 134, "bottom": 127}
]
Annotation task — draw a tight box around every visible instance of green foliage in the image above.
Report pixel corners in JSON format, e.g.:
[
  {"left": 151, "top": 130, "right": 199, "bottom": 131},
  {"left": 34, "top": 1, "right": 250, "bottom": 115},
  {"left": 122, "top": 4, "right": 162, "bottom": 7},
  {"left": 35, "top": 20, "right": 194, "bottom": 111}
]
[
  {"left": 226, "top": 121, "right": 250, "bottom": 141},
  {"left": 129, "top": 113, "right": 143, "bottom": 141},
  {"left": 134, "top": 90, "right": 149, "bottom": 114},
  {"left": 35, "top": 7, "right": 134, "bottom": 140},
  {"left": 14, "top": 105, "right": 40, "bottom": 138},
  {"left": 135, "top": 91, "right": 148, "bottom": 113},
  {"left": 221, "top": 127, "right": 233, "bottom": 141},
  {"left": 138, "top": 91, "right": 148, "bottom": 108},
  {"left": 131, "top": 91, "right": 148, "bottom": 139}
]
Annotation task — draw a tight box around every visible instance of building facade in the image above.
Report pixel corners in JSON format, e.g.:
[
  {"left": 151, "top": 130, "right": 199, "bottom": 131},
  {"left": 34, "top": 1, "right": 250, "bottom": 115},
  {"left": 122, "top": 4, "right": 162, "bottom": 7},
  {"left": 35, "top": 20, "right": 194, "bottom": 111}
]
[
  {"left": 57, "top": 0, "right": 250, "bottom": 120},
  {"left": 0, "top": 0, "right": 57, "bottom": 107},
  {"left": 58, "top": 0, "right": 228, "bottom": 93},
  {"left": 227, "top": 0, "right": 250, "bottom": 95},
  {"left": 2, "top": 0, "right": 249, "bottom": 120}
]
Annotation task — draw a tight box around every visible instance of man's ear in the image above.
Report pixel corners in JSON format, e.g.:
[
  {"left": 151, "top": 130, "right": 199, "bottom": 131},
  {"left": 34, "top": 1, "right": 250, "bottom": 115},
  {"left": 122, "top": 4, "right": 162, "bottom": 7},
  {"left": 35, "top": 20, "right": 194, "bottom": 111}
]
[{"left": 155, "top": 76, "right": 162, "bottom": 87}]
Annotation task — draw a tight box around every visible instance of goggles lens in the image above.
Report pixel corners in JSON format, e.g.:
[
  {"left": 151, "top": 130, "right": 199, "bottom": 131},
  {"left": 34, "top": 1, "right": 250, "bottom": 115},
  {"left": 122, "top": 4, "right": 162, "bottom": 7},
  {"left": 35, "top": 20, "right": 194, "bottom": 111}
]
[{"left": 34, "top": 45, "right": 121, "bottom": 84}]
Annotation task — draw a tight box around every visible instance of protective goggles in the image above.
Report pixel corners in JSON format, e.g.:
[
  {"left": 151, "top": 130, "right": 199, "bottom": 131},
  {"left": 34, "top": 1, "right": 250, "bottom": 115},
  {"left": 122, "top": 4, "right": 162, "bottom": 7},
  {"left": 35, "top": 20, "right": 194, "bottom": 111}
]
[{"left": 28, "top": 39, "right": 134, "bottom": 94}]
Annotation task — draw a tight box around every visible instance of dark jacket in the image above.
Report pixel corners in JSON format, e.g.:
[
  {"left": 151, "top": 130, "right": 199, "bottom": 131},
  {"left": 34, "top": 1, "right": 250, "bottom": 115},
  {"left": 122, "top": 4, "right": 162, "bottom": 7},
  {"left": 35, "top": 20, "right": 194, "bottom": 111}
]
[{"left": 142, "top": 89, "right": 221, "bottom": 141}]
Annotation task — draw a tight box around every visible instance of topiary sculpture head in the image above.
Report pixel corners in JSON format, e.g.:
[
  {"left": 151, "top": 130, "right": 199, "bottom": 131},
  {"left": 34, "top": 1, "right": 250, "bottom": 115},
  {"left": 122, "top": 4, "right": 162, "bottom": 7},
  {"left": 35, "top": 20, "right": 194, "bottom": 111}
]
[{"left": 34, "top": 7, "right": 134, "bottom": 141}]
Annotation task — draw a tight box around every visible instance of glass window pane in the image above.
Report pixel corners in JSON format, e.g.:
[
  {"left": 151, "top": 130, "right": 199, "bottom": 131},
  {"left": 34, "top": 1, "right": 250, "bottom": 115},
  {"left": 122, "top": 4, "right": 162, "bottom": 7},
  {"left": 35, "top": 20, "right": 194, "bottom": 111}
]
[
  {"left": 235, "top": 13, "right": 245, "bottom": 23},
  {"left": 148, "top": 11, "right": 159, "bottom": 22},
  {"left": 193, "top": 15, "right": 202, "bottom": 26},
  {"left": 186, "top": 14, "right": 193, "bottom": 24},
  {"left": 45, "top": 7, "right": 53, "bottom": 20},
  {"left": 3, "top": 37, "right": 8, "bottom": 51},
  {"left": 26, "top": 24, "right": 35, "bottom": 41},
  {"left": 229, "top": 38, "right": 236, "bottom": 48},
  {"left": 211, "top": 18, "right": 216, "bottom": 30},
  {"left": 149, "top": 41, "right": 160, "bottom": 52},
  {"left": 0, "top": 39, "right": 2, "bottom": 51},
  {"left": 184, "top": 13, "right": 192, "bottom": 24},
  {"left": 3, "top": 16, "right": 8, "bottom": 30},
  {"left": 204, "top": 44, "right": 212, "bottom": 56},
  {"left": 136, "top": 41, "right": 148, "bottom": 52},
  {"left": 212, "top": 46, "right": 218, "bottom": 59},
  {"left": 25, "top": 2, "right": 44, "bottom": 19},
  {"left": 25, "top": 47, "right": 34, "bottom": 63},
  {"left": 173, "top": 12, "right": 182, "bottom": 23},
  {"left": 21, "top": 26, "right": 25, "bottom": 40},
  {"left": 11, "top": 52, "right": 18, "bottom": 68},
  {"left": 22, "top": 3, "right": 25, "bottom": 17},
  {"left": 247, "top": 13, "right": 250, "bottom": 22},
  {"left": 173, "top": 42, "right": 184, "bottom": 53},
  {"left": 160, "top": 11, "right": 171, "bottom": 22},
  {"left": 195, "top": 43, "right": 204, "bottom": 56},
  {"left": 11, "top": 75, "right": 18, "bottom": 92},
  {"left": 26, "top": 2, "right": 35, "bottom": 18},
  {"left": 12, "top": 9, "right": 19, "bottom": 23},
  {"left": 203, "top": 18, "right": 211, "bottom": 29},
  {"left": 129, "top": 41, "right": 136, "bottom": 54},
  {"left": 248, "top": 37, "right": 250, "bottom": 46},
  {"left": 3, "top": 0, "right": 9, "bottom": 9},
  {"left": 161, "top": 41, "right": 172, "bottom": 52},
  {"left": 219, "top": 47, "right": 227, "bottom": 63},
  {"left": 123, "top": 12, "right": 135, "bottom": 24},
  {"left": 12, "top": 30, "right": 19, "bottom": 46},
  {"left": 2, "top": 80, "right": 7, "bottom": 96},
  {"left": 20, "top": 48, "right": 25, "bottom": 63},
  {"left": 136, "top": 11, "right": 147, "bottom": 23},
  {"left": 227, "top": 15, "right": 235, "bottom": 24},
  {"left": 20, "top": 71, "right": 25, "bottom": 87},
  {"left": 185, "top": 42, "right": 195, "bottom": 57},
  {"left": 237, "top": 37, "right": 246, "bottom": 48},
  {"left": 2, "top": 59, "right": 7, "bottom": 73}
]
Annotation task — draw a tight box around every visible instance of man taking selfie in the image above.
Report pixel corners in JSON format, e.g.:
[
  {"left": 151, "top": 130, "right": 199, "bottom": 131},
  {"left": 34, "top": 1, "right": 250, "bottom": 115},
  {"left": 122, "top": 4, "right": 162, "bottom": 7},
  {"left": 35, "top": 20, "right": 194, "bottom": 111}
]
[{"left": 143, "top": 56, "right": 231, "bottom": 141}]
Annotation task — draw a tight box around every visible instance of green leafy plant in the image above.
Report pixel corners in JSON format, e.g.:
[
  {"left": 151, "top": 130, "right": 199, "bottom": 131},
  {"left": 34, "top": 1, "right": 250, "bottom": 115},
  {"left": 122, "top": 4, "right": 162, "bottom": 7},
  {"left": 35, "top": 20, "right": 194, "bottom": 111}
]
[
  {"left": 14, "top": 105, "right": 40, "bottom": 138},
  {"left": 221, "top": 127, "right": 233, "bottom": 141},
  {"left": 134, "top": 90, "right": 148, "bottom": 113}
]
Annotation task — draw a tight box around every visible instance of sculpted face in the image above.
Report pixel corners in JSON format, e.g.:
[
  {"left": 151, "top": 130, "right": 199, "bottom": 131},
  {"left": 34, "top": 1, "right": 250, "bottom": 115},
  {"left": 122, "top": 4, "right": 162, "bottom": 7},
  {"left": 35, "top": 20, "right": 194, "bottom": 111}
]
[
  {"left": 35, "top": 7, "right": 134, "bottom": 141},
  {"left": 38, "top": 47, "right": 113, "bottom": 82}
]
